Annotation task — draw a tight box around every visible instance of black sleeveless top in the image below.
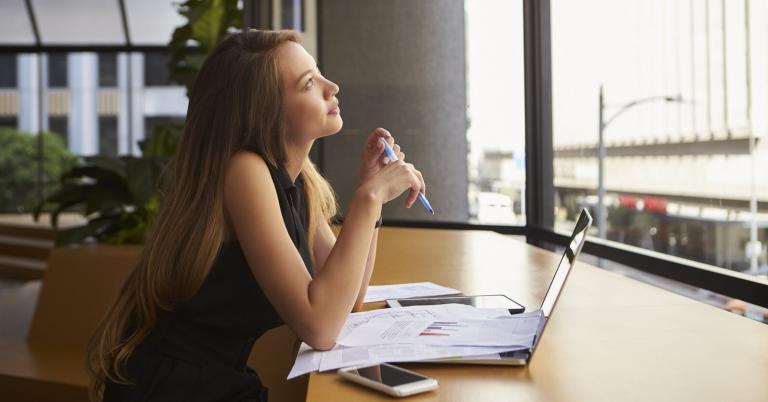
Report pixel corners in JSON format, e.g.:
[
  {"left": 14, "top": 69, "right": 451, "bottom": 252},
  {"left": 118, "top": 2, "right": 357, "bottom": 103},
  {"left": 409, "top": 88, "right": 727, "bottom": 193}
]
[{"left": 103, "top": 165, "right": 313, "bottom": 402}]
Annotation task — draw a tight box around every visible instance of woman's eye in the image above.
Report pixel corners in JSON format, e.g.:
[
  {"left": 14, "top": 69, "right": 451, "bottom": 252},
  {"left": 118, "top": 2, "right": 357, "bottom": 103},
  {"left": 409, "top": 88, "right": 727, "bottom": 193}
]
[{"left": 305, "top": 78, "right": 314, "bottom": 89}]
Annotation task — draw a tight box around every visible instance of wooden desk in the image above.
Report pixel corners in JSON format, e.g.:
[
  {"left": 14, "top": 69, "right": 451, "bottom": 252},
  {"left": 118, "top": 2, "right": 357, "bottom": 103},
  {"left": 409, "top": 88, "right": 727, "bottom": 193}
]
[{"left": 306, "top": 228, "right": 768, "bottom": 402}]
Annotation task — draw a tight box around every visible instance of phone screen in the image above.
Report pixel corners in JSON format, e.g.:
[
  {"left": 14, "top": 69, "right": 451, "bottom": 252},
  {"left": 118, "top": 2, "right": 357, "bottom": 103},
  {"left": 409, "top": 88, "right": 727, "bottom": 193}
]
[{"left": 349, "top": 364, "right": 427, "bottom": 387}]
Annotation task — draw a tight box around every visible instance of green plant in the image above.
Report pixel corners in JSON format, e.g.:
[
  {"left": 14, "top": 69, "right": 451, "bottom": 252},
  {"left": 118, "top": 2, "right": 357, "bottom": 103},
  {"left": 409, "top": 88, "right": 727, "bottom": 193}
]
[
  {"left": 168, "top": 0, "right": 242, "bottom": 95},
  {"left": 0, "top": 127, "right": 76, "bottom": 213},
  {"left": 33, "top": 125, "right": 182, "bottom": 245}
]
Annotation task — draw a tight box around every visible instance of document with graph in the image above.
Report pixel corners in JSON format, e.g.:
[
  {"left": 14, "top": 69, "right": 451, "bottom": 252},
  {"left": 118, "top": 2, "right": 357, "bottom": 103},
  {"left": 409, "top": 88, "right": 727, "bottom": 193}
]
[
  {"left": 288, "top": 304, "right": 542, "bottom": 379},
  {"left": 337, "top": 311, "right": 540, "bottom": 347}
]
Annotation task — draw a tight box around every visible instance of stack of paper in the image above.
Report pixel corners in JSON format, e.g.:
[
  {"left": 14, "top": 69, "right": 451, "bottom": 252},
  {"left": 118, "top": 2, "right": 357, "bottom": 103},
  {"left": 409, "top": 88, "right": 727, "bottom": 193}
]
[{"left": 287, "top": 304, "right": 543, "bottom": 379}]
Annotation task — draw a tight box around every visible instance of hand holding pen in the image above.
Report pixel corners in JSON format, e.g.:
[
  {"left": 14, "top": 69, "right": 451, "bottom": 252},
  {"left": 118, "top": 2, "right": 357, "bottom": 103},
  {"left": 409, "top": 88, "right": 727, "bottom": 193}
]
[
  {"left": 378, "top": 137, "right": 434, "bottom": 215},
  {"left": 358, "top": 128, "right": 434, "bottom": 214}
]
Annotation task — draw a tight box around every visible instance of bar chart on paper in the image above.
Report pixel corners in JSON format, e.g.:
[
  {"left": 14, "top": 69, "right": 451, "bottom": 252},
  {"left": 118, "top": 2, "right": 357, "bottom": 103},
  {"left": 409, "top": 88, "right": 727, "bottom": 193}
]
[{"left": 421, "top": 322, "right": 469, "bottom": 336}]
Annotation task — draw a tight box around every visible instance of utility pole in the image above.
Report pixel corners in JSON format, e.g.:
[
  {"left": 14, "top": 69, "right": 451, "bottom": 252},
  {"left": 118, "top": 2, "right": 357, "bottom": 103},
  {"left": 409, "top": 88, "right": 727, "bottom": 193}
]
[{"left": 596, "top": 87, "right": 684, "bottom": 239}]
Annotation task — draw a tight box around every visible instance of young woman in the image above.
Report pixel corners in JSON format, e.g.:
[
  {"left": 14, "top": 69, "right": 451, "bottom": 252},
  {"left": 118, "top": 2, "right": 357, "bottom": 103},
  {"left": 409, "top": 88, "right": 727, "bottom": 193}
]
[{"left": 87, "top": 29, "right": 425, "bottom": 402}]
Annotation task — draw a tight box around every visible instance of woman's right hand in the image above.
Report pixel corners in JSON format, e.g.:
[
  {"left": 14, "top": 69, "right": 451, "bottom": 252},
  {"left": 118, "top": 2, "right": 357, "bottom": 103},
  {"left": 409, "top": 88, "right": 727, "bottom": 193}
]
[{"left": 360, "top": 159, "right": 425, "bottom": 208}]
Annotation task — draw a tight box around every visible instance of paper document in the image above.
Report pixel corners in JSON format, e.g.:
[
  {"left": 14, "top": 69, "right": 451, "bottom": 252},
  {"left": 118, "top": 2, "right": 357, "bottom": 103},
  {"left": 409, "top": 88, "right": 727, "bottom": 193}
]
[
  {"left": 287, "top": 342, "right": 528, "bottom": 379},
  {"left": 316, "top": 343, "right": 527, "bottom": 372},
  {"left": 287, "top": 343, "right": 323, "bottom": 379},
  {"left": 337, "top": 303, "right": 510, "bottom": 340},
  {"left": 363, "top": 282, "right": 461, "bottom": 303},
  {"left": 287, "top": 305, "right": 542, "bottom": 379},
  {"left": 337, "top": 315, "right": 539, "bottom": 347}
]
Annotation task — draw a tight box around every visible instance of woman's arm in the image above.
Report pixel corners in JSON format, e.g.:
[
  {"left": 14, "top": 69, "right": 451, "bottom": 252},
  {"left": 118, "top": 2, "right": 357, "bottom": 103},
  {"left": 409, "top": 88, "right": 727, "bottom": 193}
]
[
  {"left": 313, "top": 220, "right": 378, "bottom": 312},
  {"left": 353, "top": 228, "right": 378, "bottom": 311},
  {"left": 225, "top": 151, "right": 420, "bottom": 351}
]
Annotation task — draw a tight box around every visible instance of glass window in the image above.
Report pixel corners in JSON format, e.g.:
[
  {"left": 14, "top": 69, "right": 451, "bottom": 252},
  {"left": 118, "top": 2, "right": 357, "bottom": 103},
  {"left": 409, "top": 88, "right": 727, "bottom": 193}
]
[
  {"left": 282, "top": 0, "right": 305, "bottom": 31},
  {"left": 49, "top": 116, "right": 68, "bottom": 145},
  {"left": 0, "top": 54, "right": 16, "bottom": 87},
  {"left": 552, "top": 0, "right": 767, "bottom": 276},
  {"left": 144, "top": 51, "right": 170, "bottom": 87},
  {"left": 466, "top": 0, "right": 526, "bottom": 225},
  {"left": 99, "top": 116, "right": 118, "bottom": 156},
  {"left": 98, "top": 53, "right": 118, "bottom": 87},
  {"left": 0, "top": 117, "right": 17, "bottom": 128},
  {"left": 48, "top": 53, "right": 68, "bottom": 88}
]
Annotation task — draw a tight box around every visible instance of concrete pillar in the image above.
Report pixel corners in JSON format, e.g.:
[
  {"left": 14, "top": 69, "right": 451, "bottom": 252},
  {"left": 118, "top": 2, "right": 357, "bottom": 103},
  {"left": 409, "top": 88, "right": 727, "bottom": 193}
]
[
  {"left": 318, "top": 0, "right": 468, "bottom": 221},
  {"left": 117, "top": 52, "right": 130, "bottom": 155},
  {"left": 39, "top": 54, "right": 48, "bottom": 133},
  {"left": 17, "top": 54, "right": 40, "bottom": 134},
  {"left": 68, "top": 53, "right": 98, "bottom": 155},
  {"left": 130, "top": 53, "right": 145, "bottom": 155},
  {"left": 117, "top": 52, "right": 145, "bottom": 156}
]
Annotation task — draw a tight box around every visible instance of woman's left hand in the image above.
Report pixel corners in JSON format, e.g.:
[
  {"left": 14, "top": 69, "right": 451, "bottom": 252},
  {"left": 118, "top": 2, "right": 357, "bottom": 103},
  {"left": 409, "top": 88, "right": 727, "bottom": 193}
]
[{"left": 358, "top": 127, "right": 405, "bottom": 183}]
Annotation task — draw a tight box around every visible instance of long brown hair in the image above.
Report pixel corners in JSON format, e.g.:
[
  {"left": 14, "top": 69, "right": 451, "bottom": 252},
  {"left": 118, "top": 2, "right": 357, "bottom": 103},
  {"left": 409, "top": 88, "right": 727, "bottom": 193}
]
[{"left": 86, "top": 29, "right": 337, "bottom": 401}]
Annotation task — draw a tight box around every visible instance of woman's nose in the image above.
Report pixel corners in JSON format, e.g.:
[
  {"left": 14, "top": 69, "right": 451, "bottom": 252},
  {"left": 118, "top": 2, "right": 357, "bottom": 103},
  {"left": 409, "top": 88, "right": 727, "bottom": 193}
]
[{"left": 325, "top": 79, "right": 339, "bottom": 98}]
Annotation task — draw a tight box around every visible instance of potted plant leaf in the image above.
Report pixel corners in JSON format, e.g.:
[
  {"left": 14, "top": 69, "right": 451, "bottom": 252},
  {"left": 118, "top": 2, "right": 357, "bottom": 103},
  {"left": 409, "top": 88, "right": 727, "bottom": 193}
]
[{"left": 33, "top": 123, "right": 181, "bottom": 246}]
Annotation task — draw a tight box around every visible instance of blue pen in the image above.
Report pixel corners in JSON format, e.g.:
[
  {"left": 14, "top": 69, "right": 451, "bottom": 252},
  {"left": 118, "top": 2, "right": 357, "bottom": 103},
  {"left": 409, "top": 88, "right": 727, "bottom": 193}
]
[{"left": 379, "top": 138, "right": 435, "bottom": 215}]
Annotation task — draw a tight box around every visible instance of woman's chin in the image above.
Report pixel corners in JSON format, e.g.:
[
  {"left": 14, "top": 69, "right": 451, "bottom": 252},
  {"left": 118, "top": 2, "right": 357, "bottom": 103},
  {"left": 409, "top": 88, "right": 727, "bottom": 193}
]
[{"left": 325, "top": 118, "right": 343, "bottom": 136}]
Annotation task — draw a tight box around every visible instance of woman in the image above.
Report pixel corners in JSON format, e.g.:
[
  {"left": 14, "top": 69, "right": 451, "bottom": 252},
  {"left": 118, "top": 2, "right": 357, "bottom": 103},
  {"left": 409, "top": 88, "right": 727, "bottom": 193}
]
[{"left": 87, "top": 29, "right": 425, "bottom": 402}]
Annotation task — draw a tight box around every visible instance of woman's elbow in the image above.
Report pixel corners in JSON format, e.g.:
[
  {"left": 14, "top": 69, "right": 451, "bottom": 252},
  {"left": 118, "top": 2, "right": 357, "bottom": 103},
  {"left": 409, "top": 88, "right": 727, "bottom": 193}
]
[
  {"left": 305, "top": 336, "right": 336, "bottom": 351},
  {"left": 302, "top": 324, "right": 340, "bottom": 351}
]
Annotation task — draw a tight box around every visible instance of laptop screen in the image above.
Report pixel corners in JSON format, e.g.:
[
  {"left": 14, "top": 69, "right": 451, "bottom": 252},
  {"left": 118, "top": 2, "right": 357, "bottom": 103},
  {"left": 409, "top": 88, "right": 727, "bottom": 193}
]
[{"left": 539, "top": 209, "right": 593, "bottom": 317}]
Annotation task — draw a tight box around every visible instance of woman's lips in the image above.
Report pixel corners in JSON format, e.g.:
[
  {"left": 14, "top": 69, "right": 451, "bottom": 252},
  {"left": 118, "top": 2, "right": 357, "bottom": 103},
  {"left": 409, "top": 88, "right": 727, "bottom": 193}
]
[{"left": 328, "top": 106, "right": 340, "bottom": 115}]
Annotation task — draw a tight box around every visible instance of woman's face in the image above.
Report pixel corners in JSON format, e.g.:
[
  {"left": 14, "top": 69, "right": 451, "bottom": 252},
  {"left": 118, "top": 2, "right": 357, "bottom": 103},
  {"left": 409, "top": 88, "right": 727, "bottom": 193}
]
[{"left": 277, "top": 41, "right": 342, "bottom": 143}]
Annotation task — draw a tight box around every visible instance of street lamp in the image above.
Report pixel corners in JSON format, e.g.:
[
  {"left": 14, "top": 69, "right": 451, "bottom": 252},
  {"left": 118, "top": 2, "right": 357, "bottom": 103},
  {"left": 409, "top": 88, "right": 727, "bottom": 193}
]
[{"left": 596, "top": 85, "right": 684, "bottom": 239}]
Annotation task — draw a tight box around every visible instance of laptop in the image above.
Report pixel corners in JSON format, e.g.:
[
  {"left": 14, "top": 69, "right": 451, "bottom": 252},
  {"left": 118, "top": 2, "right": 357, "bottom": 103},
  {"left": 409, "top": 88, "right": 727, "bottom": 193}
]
[{"left": 425, "top": 208, "right": 593, "bottom": 366}]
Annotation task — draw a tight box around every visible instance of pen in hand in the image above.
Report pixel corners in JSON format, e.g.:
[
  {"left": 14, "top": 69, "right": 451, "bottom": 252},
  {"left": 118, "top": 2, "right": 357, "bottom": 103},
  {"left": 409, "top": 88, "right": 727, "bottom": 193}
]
[{"left": 379, "top": 138, "right": 435, "bottom": 215}]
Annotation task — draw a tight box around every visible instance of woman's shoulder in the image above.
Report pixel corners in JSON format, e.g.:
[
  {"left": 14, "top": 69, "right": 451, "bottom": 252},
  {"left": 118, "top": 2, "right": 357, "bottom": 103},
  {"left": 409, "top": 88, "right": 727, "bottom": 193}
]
[
  {"left": 228, "top": 151, "right": 285, "bottom": 180},
  {"left": 228, "top": 150, "right": 268, "bottom": 169},
  {"left": 226, "top": 151, "right": 275, "bottom": 185},
  {"left": 223, "top": 151, "right": 279, "bottom": 206},
  {"left": 222, "top": 151, "right": 288, "bottom": 248}
]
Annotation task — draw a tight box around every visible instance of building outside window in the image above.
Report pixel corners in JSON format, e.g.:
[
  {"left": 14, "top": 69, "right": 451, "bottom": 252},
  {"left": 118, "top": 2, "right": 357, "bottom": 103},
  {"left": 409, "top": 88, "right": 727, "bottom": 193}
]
[{"left": 550, "top": 0, "right": 767, "bottom": 277}]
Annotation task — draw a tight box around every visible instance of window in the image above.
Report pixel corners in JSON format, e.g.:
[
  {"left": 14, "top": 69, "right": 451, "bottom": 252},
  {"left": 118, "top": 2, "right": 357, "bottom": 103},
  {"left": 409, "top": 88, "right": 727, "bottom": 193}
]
[
  {"left": 466, "top": 0, "right": 526, "bottom": 225},
  {"left": 0, "top": 117, "right": 17, "bottom": 128},
  {"left": 0, "top": 54, "right": 16, "bottom": 87},
  {"left": 49, "top": 116, "right": 68, "bottom": 145},
  {"left": 144, "top": 51, "right": 170, "bottom": 86},
  {"left": 99, "top": 116, "right": 118, "bottom": 156},
  {"left": 98, "top": 52, "right": 118, "bottom": 87},
  {"left": 551, "top": 0, "right": 767, "bottom": 276},
  {"left": 48, "top": 53, "right": 68, "bottom": 88},
  {"left": 281, "top": 0, "right": 304, "bottom": 31}
]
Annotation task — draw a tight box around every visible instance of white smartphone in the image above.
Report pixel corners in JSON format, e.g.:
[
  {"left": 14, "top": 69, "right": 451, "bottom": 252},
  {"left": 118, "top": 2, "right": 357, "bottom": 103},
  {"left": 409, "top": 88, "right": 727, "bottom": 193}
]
[{"left": 338, "top": 363, "right": 439, "bottom": 397}]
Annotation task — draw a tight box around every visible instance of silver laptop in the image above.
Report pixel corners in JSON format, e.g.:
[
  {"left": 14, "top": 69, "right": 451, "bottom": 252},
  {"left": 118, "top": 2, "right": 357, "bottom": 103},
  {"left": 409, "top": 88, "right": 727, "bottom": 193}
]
[{"left": 428, "top": 208, "right": 593, "bottom": 366}]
